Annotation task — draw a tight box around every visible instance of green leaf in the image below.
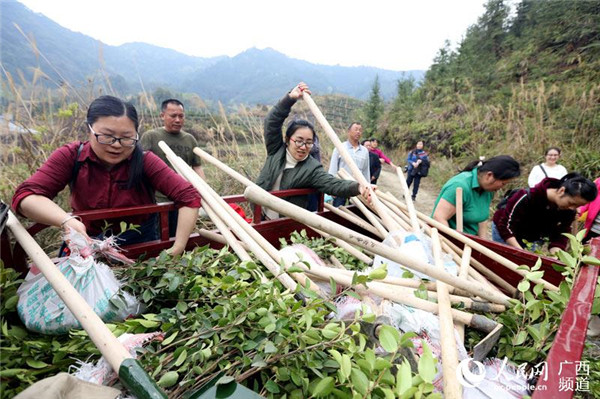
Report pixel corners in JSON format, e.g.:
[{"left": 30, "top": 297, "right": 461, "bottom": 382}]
[
  {"left": 533, "top": 283, "right": 545, "bottom": 297},
  {"left": 396, "top": 360, "right": 413, "bottom": 395},
  {"left": 592, "top": 297, "right": 600, "bottom": 314},
  {"left": 25, "top": 359, "right": 48, "bottom": 369},
  {"left": 418, "top": 341, "right": 436, "bottom": 383},
  {"left": 368, "top": 265, "right": 388, "bottom": 280},
  {"left": 312, "top": 377, "right": 334, "bottom": 397},
  {"left": 582, "top": 256, "right": 600, "bottom": 266},
  {"left": 346, "top": 291, "right": 361, "bottom": 300},
  {"left": 512, "top": 330, "right": 528, "bottom": 346},
  {"left": 265, "top": 380, "right": 281, "bottom": 393},
  {"left": 4, "top": 295, "right": 18, "bottom": 310},
  {"left": 0, "top": 368, "right": 28, "bottom": 378},
  {"left": 264, "top": 341, "right": 277, "bottom": 354},
  {"left": 518, "top": 280, "right": 531, "bottom": 292},
  {"left": 138, "top": 319, "right": 160, "bottom": 328},
  {"left": 378, "top": 325, "right": 400, "bottom": 353},
  {"left": 526, "top": 325, "right": 542, "bottom": 342},
  {"left": 216, "top": 375, "right": 235, "bottom": 385},
  {"left": 174, "top": 349, "right": 187, "bottom": 367},
  {"left": 142, "top": 289, "right": 153, "bottom": 302},
  {"left": 526, "top": 271, "right": 544, "bottom": 281},
  {"left": 330, "top": 277, "right": 337, "bottom": 295},
  {"left": 162, "top": 331, "right": 178, "bottom": 346},
  {"left": 351, "top": 368, "right": 369, "bottom": 395},
  {"left": 286, "top": 266, "right": 304, "bottom": 273},
  {"left": 329, "top": 349, "right": 342, "bottom": 364},
  {"left": 265, "top": 323, "right": 276, "bottom": 334},
  {"left": 557, "top": 251, "right": 576, "bottom": 270},
  {"left": 340, "top": 354, "right": 352, "bottom": 379},
  {"left": 157, "top": 371, "right": 179, "bottom": 388}
]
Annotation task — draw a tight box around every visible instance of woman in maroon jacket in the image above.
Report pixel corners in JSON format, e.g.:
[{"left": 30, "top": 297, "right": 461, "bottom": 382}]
[
  {"left": 492, "top": 173, "right": 597, "bottom": 254},
  {"left": 12, "top": 95, "right": 201, "bottom": 255}
]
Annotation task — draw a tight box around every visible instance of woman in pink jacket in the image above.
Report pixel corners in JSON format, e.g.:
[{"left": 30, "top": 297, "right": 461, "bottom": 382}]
[{"left": 579, "top": 177, "right": 600, "bottom": 243}]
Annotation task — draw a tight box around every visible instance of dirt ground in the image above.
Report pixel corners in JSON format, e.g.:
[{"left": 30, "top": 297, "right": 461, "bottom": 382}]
[{"left": 376, "top": 165, "right": 437, "bottom": 217}]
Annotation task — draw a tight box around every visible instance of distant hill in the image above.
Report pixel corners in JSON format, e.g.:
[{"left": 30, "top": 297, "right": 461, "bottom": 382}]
[{"left": 1, "top": 1, "right": 424, "bottom": 104}]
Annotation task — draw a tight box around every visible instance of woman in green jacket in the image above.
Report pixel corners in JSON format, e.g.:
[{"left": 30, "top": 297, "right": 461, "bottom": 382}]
[{"left": 256, "top": 82, "right": 369, "bottom": 219}]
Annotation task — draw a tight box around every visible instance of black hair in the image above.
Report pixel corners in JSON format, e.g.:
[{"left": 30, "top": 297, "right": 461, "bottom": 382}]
[
  {"left": 461, "top": 155, "right": 521, "bottom": 180},
  {"left": 161, "top": 99, "right": 185, "bottom": 112},
  {"left": 285, "top": 119, "right": 315, "bottom": 140},
  {"left": 545, "top": 146, "right": 561, "bottom": 156},
  {"left": 369, "top": 137, "right": 377, "bottom": 142},
  {"left": 348, "top": 122, "right": 362, "bottom": 130},
  {"left": 87, "top": 95, "right": 143, "bottom": 190},
  {"left": 361, "top": 139, "right": 371, "bottom": 145},
  {"left": 559, "top": 173, "right": 598, "bottom": 202}
]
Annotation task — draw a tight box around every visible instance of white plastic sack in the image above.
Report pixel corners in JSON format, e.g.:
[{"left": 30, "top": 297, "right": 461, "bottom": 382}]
[
  {"left": 71, "top": 332, "right": 163, "bottom": 387},
  {"left": 16, "top": 229, "right": 142, "bottom": 335},
  {"left": 372, "top": 230, "right": 458, "bottom": 280}
]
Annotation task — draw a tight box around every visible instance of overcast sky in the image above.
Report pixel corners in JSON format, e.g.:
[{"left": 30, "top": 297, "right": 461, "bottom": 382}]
[{"left": 17, "top": 0, "right": 491, "bottom": 71}]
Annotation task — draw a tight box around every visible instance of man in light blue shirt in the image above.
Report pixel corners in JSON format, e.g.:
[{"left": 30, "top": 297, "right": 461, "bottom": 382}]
[{"left": 328, "top": 122, "right": 370, "bottom": 207}]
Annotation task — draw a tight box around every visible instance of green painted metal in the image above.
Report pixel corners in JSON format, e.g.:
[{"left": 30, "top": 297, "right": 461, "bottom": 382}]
[{"left": 118, "top": 358, "right": 167, "bottom": 399}]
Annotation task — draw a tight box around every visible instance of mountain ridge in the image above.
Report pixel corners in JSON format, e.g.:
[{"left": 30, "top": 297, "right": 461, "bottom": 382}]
[{"left": 1, "top": 1, "right": 424, "bottom": 104}]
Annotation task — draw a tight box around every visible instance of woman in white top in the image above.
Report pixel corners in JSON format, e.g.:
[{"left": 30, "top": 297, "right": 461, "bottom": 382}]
[{"left": 527, "top": 146, "right": 568, "bottom": 187}]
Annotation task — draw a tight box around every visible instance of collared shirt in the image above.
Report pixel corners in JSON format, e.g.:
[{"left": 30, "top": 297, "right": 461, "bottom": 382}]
[
  {"left": 12, "top": 141, "right": 201, "bottom": 236},
  {"left": 432, "top": 168, "right": 493, "bottom": 235},
  {"left": 140, "top": 127, "right": 202, "bottom": 202},
  {"left": 328, "top": 141, "right": 370, "bottom": 183}
]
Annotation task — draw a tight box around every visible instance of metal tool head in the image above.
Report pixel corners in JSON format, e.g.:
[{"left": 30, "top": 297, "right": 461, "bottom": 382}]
[{"left": 473, "top": 323, "right": 504, "bottom": 362}]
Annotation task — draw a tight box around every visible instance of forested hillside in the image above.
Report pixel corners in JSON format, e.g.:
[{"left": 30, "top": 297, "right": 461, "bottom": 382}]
[{"left": 380, "top": 0, "right": 600, "bottom": 179}]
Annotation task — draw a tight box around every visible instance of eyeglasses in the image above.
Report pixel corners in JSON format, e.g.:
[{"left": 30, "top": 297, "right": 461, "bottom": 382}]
[
  {"left": 89, "top": 124, "right": 138, "bottom": 147},
  {"left": 290, "top": 139, "right": 314, "bottom": 148}
]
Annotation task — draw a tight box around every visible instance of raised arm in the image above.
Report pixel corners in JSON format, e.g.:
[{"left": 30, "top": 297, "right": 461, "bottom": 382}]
[{"left": 263, "top": 83, "right": 311, "bottom": 155}]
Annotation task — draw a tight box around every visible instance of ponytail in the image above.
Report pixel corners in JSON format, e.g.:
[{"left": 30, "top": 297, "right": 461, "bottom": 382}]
[
  {"left": 559, "top": 173, "right": 598, "bottom": 202},
  {"left": 461, "top": 155, "right": 521, "bottom": 180}
]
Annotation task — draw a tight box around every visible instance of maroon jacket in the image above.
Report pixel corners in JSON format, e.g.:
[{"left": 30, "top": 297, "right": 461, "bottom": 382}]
[
  {"left": 492, "top": 178, "right": 574, "bottom": 250},
  {"left": 12, "top": 141, "right": 201, "bottom": 236}
]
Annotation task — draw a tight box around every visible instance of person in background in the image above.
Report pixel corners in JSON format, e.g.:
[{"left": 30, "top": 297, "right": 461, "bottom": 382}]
[
  {"left": 370, "top": 138, "right": 396, "bottom": 168},
  {"left": 12, "top": 95, "right": 201, "bottom": 255},
  {"left": 578, "top": 177, "right": 600, "bottom": 243},
  {"left": 527, "top": 146, "right": 568, "bottom": 188},
  {"left": 432, "top": 155, "right": 521, "bottom": 237},
  {"left": 256, "top": 82, "right": 370, "bottom": 219},
  {"left": 492, "top": 173, "right": 597, "bottom": 254},
  {"left": 362, "top": 139, "right": 382, "bottom": 184},
  {"left": 141, "top": 99, "right": 205, "bottom": 237},
  {"left": 328, "top": 122, "right": 370, "bottom": 207},
  {"left": 405, "top": 140, "right": 429, "bottom": 201}
]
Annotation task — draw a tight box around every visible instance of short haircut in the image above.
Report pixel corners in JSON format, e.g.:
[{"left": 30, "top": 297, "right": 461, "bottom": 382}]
[
  {"left": 161, "top": 99, "right": 185, "bottom": 112},
  {"left": 361, "top": 139, "right": 371, "bottom": 145},
  {"left": 348, "top": 122, "right": 362, "bottom": 130}
]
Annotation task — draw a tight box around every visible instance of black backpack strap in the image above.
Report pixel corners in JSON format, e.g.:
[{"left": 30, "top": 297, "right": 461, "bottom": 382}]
[
  {"left": 539, "top": 164, "right": 548, "bottom": 178},
  {"left": 69, "top": 142, "right": 85, "bottom": 190}
]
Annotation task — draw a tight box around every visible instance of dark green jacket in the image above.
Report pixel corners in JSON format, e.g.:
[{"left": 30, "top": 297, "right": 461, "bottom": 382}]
[{"left": 255, "top": 94, "right": 360, "bottom": 209}]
